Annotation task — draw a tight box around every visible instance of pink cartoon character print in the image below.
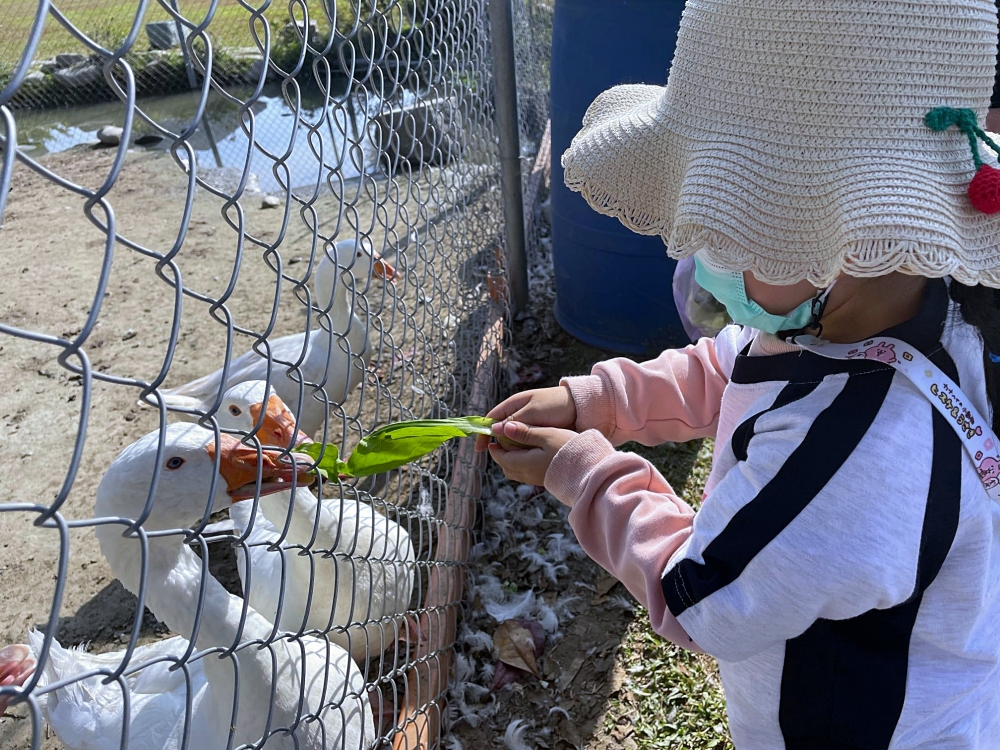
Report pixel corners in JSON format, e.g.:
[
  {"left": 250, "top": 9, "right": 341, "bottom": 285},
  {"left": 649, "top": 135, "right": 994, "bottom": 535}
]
[
  {"left": 847, "top": 341, "right": 897, "bottom": 364},
  {"left": 979, "top": 456, "right": 1000, "bottom": 490}
]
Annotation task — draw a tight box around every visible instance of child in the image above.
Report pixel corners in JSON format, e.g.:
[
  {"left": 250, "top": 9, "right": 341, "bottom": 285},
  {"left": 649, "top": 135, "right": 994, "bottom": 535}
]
[{"left": 481, "top": 1, "right": 1000, "bottom": 748}]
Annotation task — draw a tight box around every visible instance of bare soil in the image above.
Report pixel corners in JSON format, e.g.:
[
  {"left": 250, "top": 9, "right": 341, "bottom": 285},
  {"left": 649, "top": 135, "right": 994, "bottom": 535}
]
[{"left": 0, "top": 142, "right": 502, "bottom": 748}]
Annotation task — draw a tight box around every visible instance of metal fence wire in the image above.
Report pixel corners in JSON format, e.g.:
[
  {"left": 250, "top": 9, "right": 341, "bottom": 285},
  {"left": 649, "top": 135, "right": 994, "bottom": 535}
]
[{"left": 0, "top": 0, "right": 552, "bottom": 747}]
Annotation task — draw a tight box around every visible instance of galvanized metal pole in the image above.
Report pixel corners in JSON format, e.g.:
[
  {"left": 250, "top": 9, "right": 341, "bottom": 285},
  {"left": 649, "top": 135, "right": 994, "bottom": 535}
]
[
  {"left": 487, "top": 0, "right": 529, "bottom": 314},
  {"left": 168, "top": 0, "right": 198, "bottom": 90}
]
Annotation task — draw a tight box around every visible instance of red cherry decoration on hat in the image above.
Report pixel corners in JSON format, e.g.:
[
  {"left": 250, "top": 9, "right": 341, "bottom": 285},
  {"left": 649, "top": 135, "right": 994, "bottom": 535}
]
[
  {"left": 926, "top": 106, "right": 1000, "bottom": 215},
  {"left": 969, "top": 165, "right": 1000, "bottom": 214}
]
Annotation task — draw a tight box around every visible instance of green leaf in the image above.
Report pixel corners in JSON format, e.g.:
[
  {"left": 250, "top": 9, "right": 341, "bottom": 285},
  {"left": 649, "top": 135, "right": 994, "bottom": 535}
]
[
  {"left": 291, "top": 442, "right": 351, "bottom": 479},
  {"left": 345, "top": 416, "right": 495, "bottom": 477}
]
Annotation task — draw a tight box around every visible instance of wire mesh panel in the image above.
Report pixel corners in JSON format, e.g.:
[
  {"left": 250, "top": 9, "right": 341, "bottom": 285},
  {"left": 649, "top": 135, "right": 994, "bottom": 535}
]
[{"left": 0, "top": 0, "right": 552, "bottom": 747}]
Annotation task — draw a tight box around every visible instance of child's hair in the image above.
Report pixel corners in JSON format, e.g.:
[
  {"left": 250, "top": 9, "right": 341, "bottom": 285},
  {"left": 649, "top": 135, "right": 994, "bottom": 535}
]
[{"left": 950, "top": 282, "right": 1000, "bottom": 433}]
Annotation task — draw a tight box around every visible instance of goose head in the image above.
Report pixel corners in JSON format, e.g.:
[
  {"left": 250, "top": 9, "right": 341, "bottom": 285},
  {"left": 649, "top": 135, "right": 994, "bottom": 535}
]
[
  {"left": 94, "top": 423, "right": 312, "bottom": 532},
  {"left": 218, "top": 381, "right": 311, "bottom": 448},
  {"left": 313, "top": 236, "right": 397, "bottom": 313}
]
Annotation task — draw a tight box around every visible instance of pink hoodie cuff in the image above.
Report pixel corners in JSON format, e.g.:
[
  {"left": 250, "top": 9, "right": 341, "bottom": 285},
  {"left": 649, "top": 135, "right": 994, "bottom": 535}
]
[
  {"left": 561, "top": 374, "right": 617, "bottom": 438},
  {"left": 544, "top": 429, "right": 616, "bottom": 507}
]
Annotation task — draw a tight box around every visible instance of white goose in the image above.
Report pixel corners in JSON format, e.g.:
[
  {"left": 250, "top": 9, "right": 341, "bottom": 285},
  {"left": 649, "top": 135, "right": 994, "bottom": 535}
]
[
  {"left": 158, "top": 238, "right": 396, "bottom": 437},
  {"left": 214, "top": 381, "right": 416, "bottom": 663},
  {"left": 0, "top": 424, "right": 374, "bottom": 750}
]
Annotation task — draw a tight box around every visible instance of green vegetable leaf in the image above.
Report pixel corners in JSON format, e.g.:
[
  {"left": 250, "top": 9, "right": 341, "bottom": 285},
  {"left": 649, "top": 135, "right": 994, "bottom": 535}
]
[
  {"left": 291, "top": 442, "right": 351, "bottom": 479},
  {"left": 345, "top": 416, "right": 495, "bottom": 477}
]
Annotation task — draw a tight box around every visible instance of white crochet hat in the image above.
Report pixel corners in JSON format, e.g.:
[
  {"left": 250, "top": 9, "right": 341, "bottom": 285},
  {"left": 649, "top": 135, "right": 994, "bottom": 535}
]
[{"left": 561, "top": 0, "right": 1000, "bottom": 288}]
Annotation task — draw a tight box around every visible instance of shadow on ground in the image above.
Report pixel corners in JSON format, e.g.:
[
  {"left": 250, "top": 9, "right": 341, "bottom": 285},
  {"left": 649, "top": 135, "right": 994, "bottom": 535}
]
[{"left": 48, "top": 530, "right": 242, "bottom": 652}]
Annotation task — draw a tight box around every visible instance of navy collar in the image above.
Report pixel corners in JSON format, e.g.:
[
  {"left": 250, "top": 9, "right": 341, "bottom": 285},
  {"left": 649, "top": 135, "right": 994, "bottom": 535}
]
[{"left": 730, "top": 279, "right": 949, "bottom": 385}]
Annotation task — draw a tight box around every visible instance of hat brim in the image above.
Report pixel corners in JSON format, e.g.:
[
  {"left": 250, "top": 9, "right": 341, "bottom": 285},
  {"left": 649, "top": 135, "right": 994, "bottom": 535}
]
[{"left": 562, "top": 84, "right": 1000, "bottom": 289}]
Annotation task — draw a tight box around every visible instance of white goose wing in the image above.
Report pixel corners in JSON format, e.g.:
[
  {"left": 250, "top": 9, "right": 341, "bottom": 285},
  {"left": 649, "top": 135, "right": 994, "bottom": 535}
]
[
  {"left": 157, "top": 332, "right": 313, "bottom": 414},
  {"left": 28, "top": 631, "right": 211, "bottom": 750},
  {"left": 302, "top": 494, "right": 416, "bottom": 660}
]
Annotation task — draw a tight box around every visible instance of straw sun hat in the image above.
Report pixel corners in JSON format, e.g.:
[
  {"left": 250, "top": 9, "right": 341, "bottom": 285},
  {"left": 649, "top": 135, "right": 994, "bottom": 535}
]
[{"left": 561, "top": 0, "right": 1000, "bottom": 288}]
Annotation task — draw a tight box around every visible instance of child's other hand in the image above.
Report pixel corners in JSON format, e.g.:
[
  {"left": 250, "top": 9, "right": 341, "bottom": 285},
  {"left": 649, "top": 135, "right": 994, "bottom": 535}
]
[
  {"left": 487, "top": 421, "right": 576, "bottom": 486},
  {"left": 474, "top": 386, "right": 577, "bottom": 452}
]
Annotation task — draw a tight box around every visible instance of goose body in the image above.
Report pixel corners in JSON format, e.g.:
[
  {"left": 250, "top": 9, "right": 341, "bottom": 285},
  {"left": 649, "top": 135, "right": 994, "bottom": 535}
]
[
  {"left": 24, "top": 631, "right": 208, "bottom": 750},
  {"left": 218, "top": 382, "right": 416, "bottom": 662},
  {"left": 1, "top": 425, "right": 374, "bottom": 750},
  {"left": 158, "top": 239, "right": 395, "bottom": 438}
]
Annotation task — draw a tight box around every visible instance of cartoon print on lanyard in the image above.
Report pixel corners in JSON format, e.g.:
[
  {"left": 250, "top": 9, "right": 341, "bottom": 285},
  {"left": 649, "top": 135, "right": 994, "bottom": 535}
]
[{"left": 792, "top": 335, "right": 1000, "bottom": 500}]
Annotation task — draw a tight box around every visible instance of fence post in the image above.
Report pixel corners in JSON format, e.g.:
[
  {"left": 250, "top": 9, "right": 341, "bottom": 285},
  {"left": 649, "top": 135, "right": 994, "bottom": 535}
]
[
  {"left": 487, "top": 0, "right": 529, "bottom": 314},
  {"left": 168, "top": 0, "right": 198, "bottom": 89}
]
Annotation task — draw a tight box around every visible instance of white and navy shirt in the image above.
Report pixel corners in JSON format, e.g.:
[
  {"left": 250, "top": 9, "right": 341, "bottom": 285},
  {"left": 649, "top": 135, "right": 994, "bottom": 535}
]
[{"left": 661, "top": 280, "right": 1000, "bottom": 749}]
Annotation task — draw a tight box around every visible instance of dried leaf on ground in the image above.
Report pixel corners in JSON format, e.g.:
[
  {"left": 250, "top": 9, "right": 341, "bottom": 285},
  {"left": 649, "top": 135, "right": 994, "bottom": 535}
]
[
  {"left": 494, "top": 619, "right": 543, "bottom": 677},
  {"left": 594, "top": 573, "right": 619, "bottom": 597}
]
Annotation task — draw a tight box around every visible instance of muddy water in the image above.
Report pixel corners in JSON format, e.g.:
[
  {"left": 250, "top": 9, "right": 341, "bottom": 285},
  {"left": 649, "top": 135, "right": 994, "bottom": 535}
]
[{"left": 13, "top": 82, "right": 409, "bottom": 194}]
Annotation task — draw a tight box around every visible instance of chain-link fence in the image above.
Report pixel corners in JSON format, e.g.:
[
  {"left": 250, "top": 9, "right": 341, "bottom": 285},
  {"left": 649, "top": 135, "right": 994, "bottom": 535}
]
[{"left": 0, "top": 1, "right": 552, "bottom": 748}]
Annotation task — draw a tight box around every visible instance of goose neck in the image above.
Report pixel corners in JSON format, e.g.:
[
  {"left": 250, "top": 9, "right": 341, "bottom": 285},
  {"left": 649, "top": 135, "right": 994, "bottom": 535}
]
[{"left": 97, "top": 529, "right": 262, "bottom": 649}]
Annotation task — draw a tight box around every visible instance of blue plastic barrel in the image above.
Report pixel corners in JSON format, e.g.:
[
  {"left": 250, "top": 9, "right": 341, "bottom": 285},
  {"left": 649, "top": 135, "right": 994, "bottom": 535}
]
[{"left": 550, "top": 0, "right": 687, "bottom": 355}]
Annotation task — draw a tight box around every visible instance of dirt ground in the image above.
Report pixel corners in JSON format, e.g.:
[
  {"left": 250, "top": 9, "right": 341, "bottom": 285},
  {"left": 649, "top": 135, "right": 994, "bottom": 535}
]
[{"left": 0, "top": 142, "right": 503, "bottom": 748}]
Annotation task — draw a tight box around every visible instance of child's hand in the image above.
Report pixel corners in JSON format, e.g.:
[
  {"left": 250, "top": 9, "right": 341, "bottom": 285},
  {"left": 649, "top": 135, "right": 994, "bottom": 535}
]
[
  {"left": 487, "top": 421, "right": 576, "bottom": 486},
  {"left": 474, "top": 386, "right": 577, "bottom": 452}
]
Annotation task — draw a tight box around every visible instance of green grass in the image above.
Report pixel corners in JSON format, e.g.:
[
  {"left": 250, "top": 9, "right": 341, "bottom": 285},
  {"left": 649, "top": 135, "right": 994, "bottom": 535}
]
[
  {"left": 0, "top": 0, "right": 411, "bottom": 67},
  {"left": 604, "top": 438, "right": 734, "bottom": 749},
  {"left": 609, "top": 615, "right": 732, "bottom": 749}
]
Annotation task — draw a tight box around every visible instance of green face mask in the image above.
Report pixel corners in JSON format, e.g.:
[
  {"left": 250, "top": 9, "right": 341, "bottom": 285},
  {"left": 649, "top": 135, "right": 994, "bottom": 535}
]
[{"left": 693, "top": 254, "right": 833, "bottom": 335}]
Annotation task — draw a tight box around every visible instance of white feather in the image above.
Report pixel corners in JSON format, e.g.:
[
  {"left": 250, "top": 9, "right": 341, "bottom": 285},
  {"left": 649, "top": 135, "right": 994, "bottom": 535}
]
[
  {"left": 454, "top": 653, "right": 476, "bottom": 683},
  {"left": 515, "top": 484, "right": 537, "bottom": 500},
  {"left": 545, "top": 533, "right": 585, "bottom": 562},
  {"left": 534, "top": 601, "right": 560, "bottom": 634},
  {"left": 609, "top": 594, "right": 637, "bottom": 612},
  {"left": 554, "top": 595, "right": 582, "bottom": 620},
  {"left": 484, "top": 590, "right": 536, "bottom": 622},
  {"left": 503, "top": 719, "right": 532, "bottom": 750},
  {"left": 460, "top": 630, "right": 494, "bottom": 654}
]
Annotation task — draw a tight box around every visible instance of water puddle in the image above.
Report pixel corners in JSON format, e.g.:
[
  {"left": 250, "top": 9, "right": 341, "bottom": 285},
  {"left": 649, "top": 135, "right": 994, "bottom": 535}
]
[{"left": 13, "top": 82, "right": 415, "bottom": 194}]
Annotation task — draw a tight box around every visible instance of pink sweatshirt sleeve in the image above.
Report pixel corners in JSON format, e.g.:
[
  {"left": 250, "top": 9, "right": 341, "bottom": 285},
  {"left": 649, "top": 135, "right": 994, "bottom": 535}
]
[
  {"left": 544, "top": 430, "right": 701, "bottom": 651},
  {"left": 561, "top": 337, "right": 728, "bottom": 447}
]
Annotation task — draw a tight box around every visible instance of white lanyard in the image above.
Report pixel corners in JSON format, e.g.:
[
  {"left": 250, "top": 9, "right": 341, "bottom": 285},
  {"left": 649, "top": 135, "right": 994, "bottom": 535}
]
[{"left": 789, "top": 335, "right": 1000, "bottom": 502}]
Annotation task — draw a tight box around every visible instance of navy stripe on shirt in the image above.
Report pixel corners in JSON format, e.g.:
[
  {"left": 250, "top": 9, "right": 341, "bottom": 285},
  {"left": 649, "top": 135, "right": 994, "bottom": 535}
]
[
  {"left": 731, "top": 380, "right": 821, "bottom": 463},
  {"left": 662, "top": 368, "right": 896, "bottom": 618},
  {"left": 779, "top": 349, "right": 962, "bottom": 749}
]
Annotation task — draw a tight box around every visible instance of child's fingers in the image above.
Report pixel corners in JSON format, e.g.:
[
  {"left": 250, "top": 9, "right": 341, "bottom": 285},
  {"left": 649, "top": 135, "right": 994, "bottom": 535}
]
[
  {"left": 488, "top": 443, "right": 544, "bottom": 484},
  {"left": 485, "top": 391, "right": 533, "bottom": 422},
  {"left": 500, "top": 420, "right": 547, "bottom": 448}
]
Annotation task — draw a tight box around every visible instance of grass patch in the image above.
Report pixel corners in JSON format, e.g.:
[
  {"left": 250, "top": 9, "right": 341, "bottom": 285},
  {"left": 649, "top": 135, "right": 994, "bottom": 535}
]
[
  {"left": 0, "top": 0, "right": 413, "bottom": 68},
  {"left": 609, "top": 615, "right": 732, "bottom": 749},
  {"left": 601, "top": 437, "right": 733, "bottom": 749}
]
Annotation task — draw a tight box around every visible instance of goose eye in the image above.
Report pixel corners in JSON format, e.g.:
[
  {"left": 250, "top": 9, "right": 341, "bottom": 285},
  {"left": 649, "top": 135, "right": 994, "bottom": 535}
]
[
  {"left": 165, "top": 457, "right": 185, "bottom": 470},
  {"left": 229, "top": 405, "right": 242, "bottom": 417}
]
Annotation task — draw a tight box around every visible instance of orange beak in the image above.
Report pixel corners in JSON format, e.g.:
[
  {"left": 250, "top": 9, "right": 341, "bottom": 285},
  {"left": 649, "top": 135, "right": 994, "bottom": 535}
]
[
  {"left": 249, "top": 396, "right": 312, "bottom": 448},
  {"left": 207, "top": 433, "right": 314, "bottom": 501},
  {"left": 372, "top": 253, "right": 396, "bottom": 282}
]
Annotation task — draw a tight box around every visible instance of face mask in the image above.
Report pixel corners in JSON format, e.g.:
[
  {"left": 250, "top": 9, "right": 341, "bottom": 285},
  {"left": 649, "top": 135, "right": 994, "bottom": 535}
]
[{"left": 693, "top": 254, "right": 834, "bottom": 335}]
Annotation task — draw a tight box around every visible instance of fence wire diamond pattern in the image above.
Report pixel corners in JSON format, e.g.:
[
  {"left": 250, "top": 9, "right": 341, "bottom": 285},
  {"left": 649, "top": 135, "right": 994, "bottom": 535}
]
[{"left": 0, "top": 1, "right": 551, "bottom": 748}]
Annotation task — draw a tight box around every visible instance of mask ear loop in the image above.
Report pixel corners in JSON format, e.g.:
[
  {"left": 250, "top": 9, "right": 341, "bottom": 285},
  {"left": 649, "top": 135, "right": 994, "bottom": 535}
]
[{"left": 805, "top": 281, "right": 838, "bottom": 338}]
